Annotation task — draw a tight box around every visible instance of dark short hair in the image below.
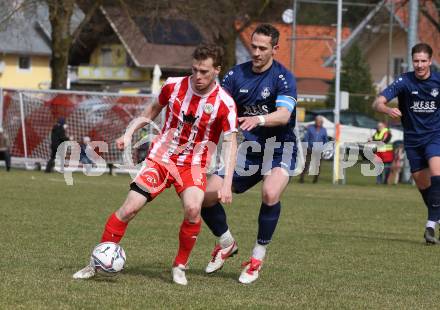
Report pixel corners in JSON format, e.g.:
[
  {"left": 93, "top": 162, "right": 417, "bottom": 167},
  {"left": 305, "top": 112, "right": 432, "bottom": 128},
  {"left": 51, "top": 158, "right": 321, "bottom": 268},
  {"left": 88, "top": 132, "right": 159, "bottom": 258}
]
[
  {"left": 412, "top": 43, "right": 433, "bottom": 58},
  {"left": 192, "top": 44, "right": 223, "bottom": 67},
  {"left": 252, "top": 23, "right": 280, "bottom": 46}
]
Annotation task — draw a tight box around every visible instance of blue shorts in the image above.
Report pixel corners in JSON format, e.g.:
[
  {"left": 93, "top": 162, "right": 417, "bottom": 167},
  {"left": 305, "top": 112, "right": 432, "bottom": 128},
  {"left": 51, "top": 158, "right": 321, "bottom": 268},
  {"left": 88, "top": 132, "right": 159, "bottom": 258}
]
[
  {"left": 216, "top": 141, "right": 297, "bottom": 194},
  {"left": 405, "top": 137, "right": 440, "bottom": 173}
]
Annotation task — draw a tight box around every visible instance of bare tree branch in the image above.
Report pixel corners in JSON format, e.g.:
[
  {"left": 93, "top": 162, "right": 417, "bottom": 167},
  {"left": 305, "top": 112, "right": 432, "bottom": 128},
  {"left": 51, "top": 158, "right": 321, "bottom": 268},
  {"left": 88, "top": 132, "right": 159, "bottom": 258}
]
[
  {"left": 0, "top": 0, "right": 38, "bottom": 27},
  {"left": 72, "top": 0, "right": 103, "bottom": 42},
  {"left": 420, "top": 5, "right": 440, "bottom": 32}
]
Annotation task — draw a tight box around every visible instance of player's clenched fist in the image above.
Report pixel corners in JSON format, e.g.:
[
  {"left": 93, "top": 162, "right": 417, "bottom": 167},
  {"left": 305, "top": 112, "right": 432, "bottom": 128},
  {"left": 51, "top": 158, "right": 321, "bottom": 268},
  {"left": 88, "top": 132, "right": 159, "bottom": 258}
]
[
  {"left": 387, "top": 107, "right": 402, "bottom": 119},
  {"left": 217, "top": 186, "right": 233, "bottom": 204},
  {"left": 238, "top": 116, "right": 260, "bottom": 131}
]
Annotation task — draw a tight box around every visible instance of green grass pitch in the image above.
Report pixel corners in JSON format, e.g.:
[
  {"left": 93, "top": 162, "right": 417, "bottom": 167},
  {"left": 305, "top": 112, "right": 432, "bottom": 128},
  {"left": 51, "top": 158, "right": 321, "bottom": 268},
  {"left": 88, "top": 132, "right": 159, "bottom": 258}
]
[{"left": 1, "top": 162, "right": 439, "bottom": 309}]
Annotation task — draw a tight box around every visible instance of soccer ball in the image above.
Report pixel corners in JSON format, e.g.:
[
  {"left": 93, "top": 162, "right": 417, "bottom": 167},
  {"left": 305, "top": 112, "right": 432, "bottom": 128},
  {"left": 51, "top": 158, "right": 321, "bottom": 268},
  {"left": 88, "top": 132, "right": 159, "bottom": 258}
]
[{"left": 91, "top": 242, "right": 126, "bottom": 276}]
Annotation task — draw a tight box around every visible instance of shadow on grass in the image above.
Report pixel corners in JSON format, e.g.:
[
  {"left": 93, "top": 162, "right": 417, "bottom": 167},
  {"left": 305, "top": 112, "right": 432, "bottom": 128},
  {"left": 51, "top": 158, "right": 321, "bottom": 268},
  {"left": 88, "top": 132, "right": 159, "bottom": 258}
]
[
  {"left": 91, "top": 275, "right": 120, "bottom": 283},
  {"left": 190, "top": 268, "right": 238, "bottom": 281},
  {"left": 123, "top": 262, "right": 238, "bottom": 283},
  {"left": 123, "top": 262, "right": 171, "bottom": 283}
]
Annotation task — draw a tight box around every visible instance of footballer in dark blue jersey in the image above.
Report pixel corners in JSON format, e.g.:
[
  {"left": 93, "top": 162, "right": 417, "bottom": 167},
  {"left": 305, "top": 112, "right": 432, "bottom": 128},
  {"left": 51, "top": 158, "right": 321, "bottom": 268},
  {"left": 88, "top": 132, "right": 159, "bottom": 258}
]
[
  {"left": 201, "top": 24, "right": 298, "bottom": 284},
  {"left": 221, "top": 60, "right": 297, "bottom": 147},
  {"left": 373, "top": 43, "right": 440, "bottom": 244}
]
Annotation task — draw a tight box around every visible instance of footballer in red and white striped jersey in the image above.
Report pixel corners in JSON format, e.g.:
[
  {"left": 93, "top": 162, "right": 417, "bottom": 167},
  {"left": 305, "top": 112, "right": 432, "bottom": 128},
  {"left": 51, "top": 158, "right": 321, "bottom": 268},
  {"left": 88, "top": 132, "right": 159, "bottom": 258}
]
[{"left": 147, "top": 76, "right": 237, "bottom": 167}]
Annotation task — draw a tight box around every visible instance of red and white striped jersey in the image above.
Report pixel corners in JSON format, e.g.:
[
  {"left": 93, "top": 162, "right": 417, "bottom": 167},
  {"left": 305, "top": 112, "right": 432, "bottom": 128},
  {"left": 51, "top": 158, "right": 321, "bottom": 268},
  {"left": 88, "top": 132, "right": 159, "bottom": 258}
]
[{"left": 148, "top": 76, "right": 237, "bottom": 167}]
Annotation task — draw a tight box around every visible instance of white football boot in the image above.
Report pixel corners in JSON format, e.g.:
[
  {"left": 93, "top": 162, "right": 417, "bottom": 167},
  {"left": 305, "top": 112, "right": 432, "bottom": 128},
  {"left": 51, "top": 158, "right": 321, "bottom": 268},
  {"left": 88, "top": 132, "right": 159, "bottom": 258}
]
[
  {"left": 205, "top": 241, "right": 238, "bottom": 274},
  {"left": 238, "top": 257, "right": 262, "bottom": 284},
  {"left": 172, "top": 264, "right": 188, "bottom": 285},
  {"left": 73, "top": 260, "right": 96, "bottom": 279}
]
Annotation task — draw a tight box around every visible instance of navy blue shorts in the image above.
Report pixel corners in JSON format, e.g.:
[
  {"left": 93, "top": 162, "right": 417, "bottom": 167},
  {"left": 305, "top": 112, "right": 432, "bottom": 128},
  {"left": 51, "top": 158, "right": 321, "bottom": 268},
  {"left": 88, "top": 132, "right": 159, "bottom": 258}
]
[
  {"left": 405, "top": 136, "right": 440, "bottom": 173},
  {"left": 216, "top": 141, "right": 297, "bottom": 194}
]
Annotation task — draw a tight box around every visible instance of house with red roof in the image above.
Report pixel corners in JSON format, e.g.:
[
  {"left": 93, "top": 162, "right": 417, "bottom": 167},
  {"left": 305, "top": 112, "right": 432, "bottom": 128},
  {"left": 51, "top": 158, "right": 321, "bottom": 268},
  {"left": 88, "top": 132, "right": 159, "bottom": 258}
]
[
  {"left": 238, "top": 0, "right": 439, "bottom": 100},
  {"left": 324, "top": 0, "right": 440, "bottom": 92},
  {"left": 236, "top": 22, "right": 351, "bottom": 100},
  {"left": 69, "top": 4, "right": 201, "bottom": 92}
]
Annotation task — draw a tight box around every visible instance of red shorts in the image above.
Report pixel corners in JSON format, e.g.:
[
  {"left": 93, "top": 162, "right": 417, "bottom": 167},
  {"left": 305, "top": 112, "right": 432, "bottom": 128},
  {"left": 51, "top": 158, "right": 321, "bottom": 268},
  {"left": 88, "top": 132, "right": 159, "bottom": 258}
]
[{"left": 133, "top": 159, "right": 207, "bottom": 201}]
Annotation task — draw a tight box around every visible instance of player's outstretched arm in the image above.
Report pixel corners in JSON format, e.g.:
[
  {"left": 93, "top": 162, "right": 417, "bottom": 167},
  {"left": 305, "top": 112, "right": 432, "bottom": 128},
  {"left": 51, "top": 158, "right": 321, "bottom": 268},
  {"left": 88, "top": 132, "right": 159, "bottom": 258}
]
[
  {"left": 372, "top": 95, "right": 402, "bottom": 119},
  {"left": 218, "top": 132, "right": 237, "bottom": 204},
  {"left": 238, "top": 107, "right": 291, "bottom": 131},
  {"left": 116, "top": 100, "right": 164, "bottom": 150}
]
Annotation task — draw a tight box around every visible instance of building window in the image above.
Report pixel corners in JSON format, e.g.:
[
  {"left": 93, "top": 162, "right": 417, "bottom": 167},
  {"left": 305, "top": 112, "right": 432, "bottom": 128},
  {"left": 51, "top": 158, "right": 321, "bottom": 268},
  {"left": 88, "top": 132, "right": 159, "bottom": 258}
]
[
  {"left": 393, "top": 57, "right": 404, "bottom": 79},
  {"left": 126, "top": 54, "right": 135, "bottom": 67},
  {"left": 18, "top": 56, "right": 31, "bottom": 70},
  {"left": 101, "top": 48, "right": 112, "bottom": 66}
]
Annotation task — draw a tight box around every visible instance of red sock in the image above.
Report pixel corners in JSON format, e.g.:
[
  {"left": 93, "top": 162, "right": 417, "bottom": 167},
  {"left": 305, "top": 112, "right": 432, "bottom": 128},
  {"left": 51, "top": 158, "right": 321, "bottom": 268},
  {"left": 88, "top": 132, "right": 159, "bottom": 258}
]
[
  {"left": 100, "top": 213, "right": 128, "bottom": 243},
  {"left": 174, "top": 219, "right": 201, "bottom": 266}
]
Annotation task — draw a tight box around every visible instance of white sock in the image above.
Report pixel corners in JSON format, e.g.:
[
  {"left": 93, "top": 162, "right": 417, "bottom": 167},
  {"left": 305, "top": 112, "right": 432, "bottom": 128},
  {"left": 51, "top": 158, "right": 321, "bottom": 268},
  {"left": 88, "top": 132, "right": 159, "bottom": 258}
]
[
  {"left": 426, "top": 221, "right": 437, "bottom": 229},
  {"left": 252, "top": 243, "right": 267, "bottom": 260},
  {"left": 219, "top": 230, "right": 234, "bottom": 248}
]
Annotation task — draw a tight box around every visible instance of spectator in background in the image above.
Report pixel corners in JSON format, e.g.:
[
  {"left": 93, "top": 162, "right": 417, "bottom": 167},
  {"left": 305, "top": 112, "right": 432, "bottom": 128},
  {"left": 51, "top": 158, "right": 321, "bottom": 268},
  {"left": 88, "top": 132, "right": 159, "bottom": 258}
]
[
  {"left": 0, "top": 128, "right": 11, "bottom": 171},
  {"left": 388, "top": 143, "right": 404, "bottom": 185},
  {"left": 45, "top": 117, "right": 69, "bottom": 173},
  {"left": 371, "top": 122, "right": 393, "bottom": 184},
  {"left": 299, "top": 115, "right": 328, "bottom": 183}
]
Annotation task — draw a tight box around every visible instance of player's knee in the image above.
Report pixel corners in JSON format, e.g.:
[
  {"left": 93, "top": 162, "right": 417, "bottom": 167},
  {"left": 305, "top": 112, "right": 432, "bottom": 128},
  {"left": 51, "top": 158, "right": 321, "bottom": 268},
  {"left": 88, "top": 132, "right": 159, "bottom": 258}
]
[
  {"left": 262, "top": 187, "right": 281, "bottom": 205},
  {"left": 184, "top": 203, "right": 201, "bottom": 221}
]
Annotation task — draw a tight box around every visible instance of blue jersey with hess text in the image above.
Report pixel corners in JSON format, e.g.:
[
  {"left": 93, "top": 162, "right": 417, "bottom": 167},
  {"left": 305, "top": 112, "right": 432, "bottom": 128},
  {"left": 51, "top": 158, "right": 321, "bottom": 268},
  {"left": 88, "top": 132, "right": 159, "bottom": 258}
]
[
  {"left": 221, "top": 61, "right": 297, "bottom": 147},
  {"left": 381, "top": 71, "right": 440, "bottom": 147}
]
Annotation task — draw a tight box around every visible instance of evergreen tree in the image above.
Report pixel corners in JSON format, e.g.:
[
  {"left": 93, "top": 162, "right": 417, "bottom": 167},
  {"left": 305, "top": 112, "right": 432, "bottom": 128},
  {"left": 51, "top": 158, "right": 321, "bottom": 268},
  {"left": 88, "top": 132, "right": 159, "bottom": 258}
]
[{"left": 326, "top": 44, "right": 376, "bottom": 116}]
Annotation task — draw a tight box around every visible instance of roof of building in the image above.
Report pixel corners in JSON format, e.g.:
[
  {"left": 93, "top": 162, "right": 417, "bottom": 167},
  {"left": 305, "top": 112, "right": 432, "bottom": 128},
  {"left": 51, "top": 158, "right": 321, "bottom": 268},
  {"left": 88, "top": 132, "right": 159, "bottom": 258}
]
[
  {"left": 134, "top": 17, "right": 203, "bottom": 46},
  {"left": 101, "top": 6, "right": 200, "bottom": 70},
  {"left": 324, "top": 0, "right": 440, "bottom": 67},
  {"left": 0, "top": 3, "right": 84, "bottom": 56},
  {"left": 394, "top": 0, "right": 440, "bottom": 65},
  {"left": 237, "top": 22, "right": 351, "bottom": 80},
  {"left": 0, "top": 4, "right": 51, "bottom": 55}
]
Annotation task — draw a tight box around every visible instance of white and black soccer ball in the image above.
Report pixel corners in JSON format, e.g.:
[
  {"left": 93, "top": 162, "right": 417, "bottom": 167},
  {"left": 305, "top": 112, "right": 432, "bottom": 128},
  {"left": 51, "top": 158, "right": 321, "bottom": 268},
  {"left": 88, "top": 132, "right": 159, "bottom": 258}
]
[{"left": 91, "top": 242, "right": 126, "bottom": 276}]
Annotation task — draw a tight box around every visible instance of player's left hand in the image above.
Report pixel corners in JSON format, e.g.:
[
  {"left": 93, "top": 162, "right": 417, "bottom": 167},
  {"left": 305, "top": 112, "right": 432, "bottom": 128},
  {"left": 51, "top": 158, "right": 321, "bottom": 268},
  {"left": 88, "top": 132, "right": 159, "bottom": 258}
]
[
  {"left": 238, "top": 116, "right": 260, "bottom": 131},
  {"left": 217, "top": 185, "right": 233, "bottom": 204},
  {"left": 386, "top": 107, "right": 402, "bottom": 118}
]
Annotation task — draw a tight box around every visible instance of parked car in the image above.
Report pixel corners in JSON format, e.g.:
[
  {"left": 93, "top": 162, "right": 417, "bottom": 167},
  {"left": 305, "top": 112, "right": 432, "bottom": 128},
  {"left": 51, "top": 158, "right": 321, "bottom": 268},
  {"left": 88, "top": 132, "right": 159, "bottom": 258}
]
[{"left": 298, "top": 109, "right": 404, "bottom": 159}]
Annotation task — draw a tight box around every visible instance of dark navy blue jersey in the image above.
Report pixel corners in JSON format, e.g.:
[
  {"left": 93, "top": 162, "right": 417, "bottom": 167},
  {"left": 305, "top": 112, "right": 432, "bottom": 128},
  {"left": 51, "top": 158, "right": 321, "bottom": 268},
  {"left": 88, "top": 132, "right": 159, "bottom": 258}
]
[
  {"left": 381, "top": 71, "right": 440, "bottom": 147},
  {"left": 221, "top": 61, "right": 297, "bottom": 147}
]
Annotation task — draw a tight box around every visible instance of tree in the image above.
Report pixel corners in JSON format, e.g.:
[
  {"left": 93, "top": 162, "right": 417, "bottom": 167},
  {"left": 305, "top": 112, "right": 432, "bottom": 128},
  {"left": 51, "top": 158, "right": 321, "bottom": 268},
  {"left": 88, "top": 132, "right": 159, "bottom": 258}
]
[
  {"left": 1, "top": 0, "right": 386, "bottom": 89},
  {"left": 2, "top": 0, "right": 276, "bottom": 88},
  {"left": 326, "top": 44, "right": 376, "bottom": 116},
  {"left": 122, "top": 0, "right": 274, "bottom": 77},
  {"left": 45, "top": 0, "right": 102, "bottom": 89},
  {"left": 421, "top": 1, "right": 440, "bottom": 32},
  {"left": 0, "top": 0, "right": 103, "bottom": 89}
]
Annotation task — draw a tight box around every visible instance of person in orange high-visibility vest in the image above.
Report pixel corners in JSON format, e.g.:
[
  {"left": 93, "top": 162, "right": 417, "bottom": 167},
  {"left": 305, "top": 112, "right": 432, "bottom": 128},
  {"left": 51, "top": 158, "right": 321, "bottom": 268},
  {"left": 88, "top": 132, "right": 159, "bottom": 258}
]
[{"left": 372, "top": 122, "right": 393, "bottom": 184}]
